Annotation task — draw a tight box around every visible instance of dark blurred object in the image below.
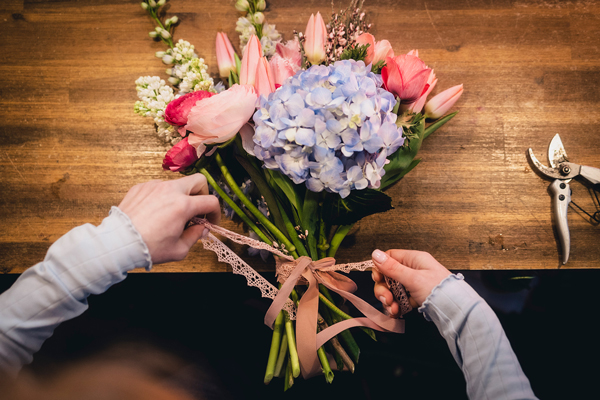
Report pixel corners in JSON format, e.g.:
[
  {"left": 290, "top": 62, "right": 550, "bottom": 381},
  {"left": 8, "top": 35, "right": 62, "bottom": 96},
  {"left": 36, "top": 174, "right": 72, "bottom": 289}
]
[{"left": 1, "top": 270, "right": 598, "bottom": 399}]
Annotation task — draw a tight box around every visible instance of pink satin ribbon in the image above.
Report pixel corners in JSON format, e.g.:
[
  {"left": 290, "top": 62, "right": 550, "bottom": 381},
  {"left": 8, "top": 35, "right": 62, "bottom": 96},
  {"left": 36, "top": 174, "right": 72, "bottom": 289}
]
[
  {"left": 264, "top": 256, "right": 405, "bottom": 378},
  {"left": 192, "top": 218, "right": 405, "bottom": 378}
]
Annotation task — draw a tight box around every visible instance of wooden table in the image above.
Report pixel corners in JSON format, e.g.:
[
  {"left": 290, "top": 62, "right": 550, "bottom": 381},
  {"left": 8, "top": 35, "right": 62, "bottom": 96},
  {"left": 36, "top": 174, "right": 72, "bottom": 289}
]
[{"left": 1, "top": 0, "right": 599, "bottom": 274}]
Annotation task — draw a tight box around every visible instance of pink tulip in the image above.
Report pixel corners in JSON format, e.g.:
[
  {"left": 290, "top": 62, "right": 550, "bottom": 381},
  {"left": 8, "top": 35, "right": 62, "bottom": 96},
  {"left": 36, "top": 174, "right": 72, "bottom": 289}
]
[
  {"left": 255, "top": 57, "right": 276, "bottom": 97},
  {"left": 424, "top": 84, "right": 463, "bottom": 119},
  {"left": 355, "top": 33, "right": 394, "bottom": 65},
  {"left": 408, "top": 69, "right": 437, "bottom": 113},
  {"left": 216, "top": 32, "right": 237, "bottom": 78},
  {"left": 162, "top": 137, "right": 198, "bottom": 172},
  {"left": 254, "top": 57, "right": 275, "bottom": 97},
  {"left": 164, "top": 90, "right": 215, "bottom": 128},
  {"left": 240, "top": 35, "right": 262, "bottom": 86},
  {"left": 276, "top": 38, "right": 302, "bottom": 69},
  {"left": 381, "top": 54, "right": 432, "bottom": 103},
  {"left": 373, "top": 40, "right": 394, "bottom": 65},
  {"left": 304, "top": 12, "right": 327, "bottom": 65},
  {"left": 185, "top": 84, "right": 258, "bottom": 148}
]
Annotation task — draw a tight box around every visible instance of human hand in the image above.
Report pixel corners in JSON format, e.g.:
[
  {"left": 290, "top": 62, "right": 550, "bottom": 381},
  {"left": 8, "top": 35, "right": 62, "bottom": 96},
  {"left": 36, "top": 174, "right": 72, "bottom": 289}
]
[
  {"left": 371, "top": 249, "right": 451, "bottom": 317},
  {"left": 118, "top": 174, "right": 221, "bottom": 264}
]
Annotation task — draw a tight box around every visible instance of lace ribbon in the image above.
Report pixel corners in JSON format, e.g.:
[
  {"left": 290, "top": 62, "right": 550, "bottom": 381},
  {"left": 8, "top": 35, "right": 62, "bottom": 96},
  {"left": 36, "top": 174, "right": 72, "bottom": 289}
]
[{"left": 193, "top": 218, "right": 410, "bottom": 378}]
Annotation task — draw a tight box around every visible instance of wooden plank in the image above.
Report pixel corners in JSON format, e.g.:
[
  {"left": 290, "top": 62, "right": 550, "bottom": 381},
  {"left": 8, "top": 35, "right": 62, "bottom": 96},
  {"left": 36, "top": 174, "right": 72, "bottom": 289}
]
[{"left": 1, "top": 0, "right": 599, "bottom": 274}]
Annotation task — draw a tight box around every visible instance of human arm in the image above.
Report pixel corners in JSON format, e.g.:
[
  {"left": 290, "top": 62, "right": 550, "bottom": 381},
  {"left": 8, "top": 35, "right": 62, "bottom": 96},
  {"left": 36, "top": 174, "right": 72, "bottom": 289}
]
[
  {"left": 372, "top": 249, "right": 537, "bottom": 400},
  {"left": 0, "top": 175, "right": 221, "bottom": 376}
]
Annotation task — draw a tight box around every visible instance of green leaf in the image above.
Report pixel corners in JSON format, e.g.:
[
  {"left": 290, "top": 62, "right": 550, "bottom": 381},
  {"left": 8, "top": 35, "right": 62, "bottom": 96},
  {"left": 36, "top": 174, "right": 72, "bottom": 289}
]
[
  {"left": 339, "top": 43, "right": 370, "bottom": 62},
  {"left": 323, "top": 189, "right": 393, "bottom": 226},
  {"left": 371, "top": 60, "right": 386, "bottom": 74},
  {"left": 424, "top": 111, "right": 458, "bottom": 139},
  {"left": 380, "top": 158, "right": 421, "bottom": 191},
  {"left": 380, "top": 116, "right": 425, "bottom": 189},
  {"left": 302, "top": 190, "right": 321, "bottom": 260},
  {"left": 265, "top": 169, "right": 304, "bottom": 217}
]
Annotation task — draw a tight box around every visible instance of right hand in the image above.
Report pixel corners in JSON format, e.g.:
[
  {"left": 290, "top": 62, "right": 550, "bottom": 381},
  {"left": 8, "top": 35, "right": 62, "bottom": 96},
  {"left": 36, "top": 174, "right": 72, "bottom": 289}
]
[{"left": 371, "top": 249, "right": 451, "bottom": 317}]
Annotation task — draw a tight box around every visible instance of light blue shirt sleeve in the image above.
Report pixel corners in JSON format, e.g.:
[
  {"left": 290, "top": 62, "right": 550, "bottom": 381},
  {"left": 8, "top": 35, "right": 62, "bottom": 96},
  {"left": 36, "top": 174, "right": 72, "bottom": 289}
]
[
  {"left": 419, "top": 273, "right": 537, "bottom": 400},
  {"left": 0, "top": 207, "right": 152, "bottom": 376}
]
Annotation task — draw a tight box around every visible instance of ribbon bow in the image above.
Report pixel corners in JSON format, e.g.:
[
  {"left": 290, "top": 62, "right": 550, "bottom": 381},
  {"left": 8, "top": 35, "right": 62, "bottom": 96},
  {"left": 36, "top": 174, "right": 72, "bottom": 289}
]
[{"left": 264, "top": 256, "right": 405, "bottom": 378}]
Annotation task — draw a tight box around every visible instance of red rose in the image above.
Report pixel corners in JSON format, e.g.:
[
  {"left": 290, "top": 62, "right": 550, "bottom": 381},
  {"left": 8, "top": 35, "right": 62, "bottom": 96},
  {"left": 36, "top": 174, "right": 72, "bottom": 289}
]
[
  {"left": 164, "top": 90, "right": 215, "bottom": 127},
  {"left": 162, "top": 137, "right": 199, "bottom": 172}
]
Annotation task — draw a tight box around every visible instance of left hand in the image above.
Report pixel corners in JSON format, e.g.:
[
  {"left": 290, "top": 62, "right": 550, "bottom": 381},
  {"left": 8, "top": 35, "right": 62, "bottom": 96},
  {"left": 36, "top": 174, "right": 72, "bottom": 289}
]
[{"left": 118, "top": 174, "right": 221, "bottom": 264}]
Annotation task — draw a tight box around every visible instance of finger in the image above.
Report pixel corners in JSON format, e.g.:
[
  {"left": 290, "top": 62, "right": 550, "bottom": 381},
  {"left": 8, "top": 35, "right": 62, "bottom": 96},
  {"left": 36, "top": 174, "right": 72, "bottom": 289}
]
[
  {"left": 387, "top": 249, "right": 432, "bottom": 271},
  {"left": 374, "top": 282, "right": 393, "bottom": 306},
  {"left": 174, "top": 174, "right": 209, "bottom": 196},
  {"left": 372, "top": 249, "right": 415, "bottom": 284},
  {"left": 179, "top": 224, "right": 208, "bottom": 251},
  {"left": 186, "top": 195, "right": 221, "bottom": 225},
  {"left": 371, "top": 268, "right": 384, "bottom": 283}
]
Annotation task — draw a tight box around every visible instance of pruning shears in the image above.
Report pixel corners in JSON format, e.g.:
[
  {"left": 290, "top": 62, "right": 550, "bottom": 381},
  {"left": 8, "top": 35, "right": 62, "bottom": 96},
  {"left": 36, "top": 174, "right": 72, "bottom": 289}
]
[{"left": 528, "top": 134, "right": 600, "bottom": 264}]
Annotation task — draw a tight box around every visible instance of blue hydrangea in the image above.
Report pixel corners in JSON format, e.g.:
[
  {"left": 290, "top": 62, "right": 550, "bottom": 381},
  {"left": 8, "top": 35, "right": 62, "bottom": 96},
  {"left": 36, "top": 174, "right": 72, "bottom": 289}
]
[{"left": 251, "top": 60, "right": 405, "bottom": 198}]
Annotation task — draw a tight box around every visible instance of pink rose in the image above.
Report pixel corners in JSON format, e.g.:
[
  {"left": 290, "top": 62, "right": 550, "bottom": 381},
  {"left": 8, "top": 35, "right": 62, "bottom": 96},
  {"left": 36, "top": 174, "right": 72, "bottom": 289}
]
[
  {"left": 185, "top": 84, "right": 258, "bottom": 148},
  {"left": 162, "top": 137, "right": 198, "bottom": 172},
  {"left": 381, "top": 54, "right": 432, "bottom": 104},
  {"left": 164, "top": 90, "right": 215, "bottom": 127}
]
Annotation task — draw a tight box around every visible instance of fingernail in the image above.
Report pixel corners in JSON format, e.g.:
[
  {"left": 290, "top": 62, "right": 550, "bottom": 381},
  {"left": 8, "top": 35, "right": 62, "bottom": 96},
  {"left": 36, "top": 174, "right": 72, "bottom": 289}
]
[
  {"left": 386, "top": 306, "right": 394, "bottom": 315},
  {"left": 371, "top": 271, "right": 376, "bottom": 281},
  {"left": 201, "top": 228, "right": 209, "bottom": 239},
  {"left": 379, "top": 296, "right": 388, "bottom": 306},
  {"left": 372, "top": 249, "right": 388, "bottom": 264}
]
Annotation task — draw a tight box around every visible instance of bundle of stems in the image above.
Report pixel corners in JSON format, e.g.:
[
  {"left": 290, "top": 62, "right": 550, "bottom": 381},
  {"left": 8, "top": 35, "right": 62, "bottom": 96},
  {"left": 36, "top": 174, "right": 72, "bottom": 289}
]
[{"left": 195, "top": 139, "right": 375, "bottom": 389}]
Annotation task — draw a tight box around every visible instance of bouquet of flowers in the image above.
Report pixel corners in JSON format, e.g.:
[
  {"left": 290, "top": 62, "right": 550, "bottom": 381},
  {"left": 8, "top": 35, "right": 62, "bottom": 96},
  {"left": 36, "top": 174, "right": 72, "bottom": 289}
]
[{"left": 134, "top": 0, "right": 463, "bottom": 389}]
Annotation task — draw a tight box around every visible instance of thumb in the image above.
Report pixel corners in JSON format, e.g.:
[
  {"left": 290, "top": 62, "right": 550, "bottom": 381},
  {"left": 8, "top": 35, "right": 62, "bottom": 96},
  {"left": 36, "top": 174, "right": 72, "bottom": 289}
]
[{"left": 372, "top": 249, "right": 414, "bottom": 284}]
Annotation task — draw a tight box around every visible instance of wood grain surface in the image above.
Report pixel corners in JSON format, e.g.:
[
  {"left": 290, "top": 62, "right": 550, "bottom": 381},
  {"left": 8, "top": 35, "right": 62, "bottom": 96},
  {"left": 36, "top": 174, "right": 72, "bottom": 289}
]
[{"left": 1, "top": 0, "right": 599, "bottom": 273}]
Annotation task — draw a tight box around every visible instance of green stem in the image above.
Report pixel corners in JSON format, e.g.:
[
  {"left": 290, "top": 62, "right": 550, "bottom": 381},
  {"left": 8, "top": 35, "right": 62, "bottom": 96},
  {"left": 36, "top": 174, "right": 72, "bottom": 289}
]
[
  {"left": 284, "top": 312, "right": 301, "bottom": 378},
  {"left": 148, "top": 7, "right": 174, "bottom": 48},
  {"left": 319, "top": 307, "right": 345, "bottom": 371},
  {"left": 327, "top": 224, "right": 354, "bottom": 258},
  {"left": 264, "top": 311, "right": 284, "bottom": 384},
  {"left": 318, "top": 292, "right": 376, "bottom": 341},
  {"left": 317, "top": 215, "right": 328, "bottom": 259},
  {"left": 320, "top": 287, "right": 361, "bottom": 363},
  {"left": 274, "top": 332, "right": 288, "bottom": 378},
  {"left": 215, "top": 152, "right": 297, "bottom": 255},
  {"left": 317, "top": 346, "right": 334, "bottom": 383},
  {"left": 277, "top": 198, "right": 309, "bottom": 258},
  {"left": 199, "top": 168, "right": 271, "bottom": 244},
  {"left": 319, "top": 292, "right": 352, "bottom": 321},
  {"left": 284, "top": 355, "right": 294, "bottom": 391},
  {"left": 302, "top": 190, "right": 320, "bottom": 260}
]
